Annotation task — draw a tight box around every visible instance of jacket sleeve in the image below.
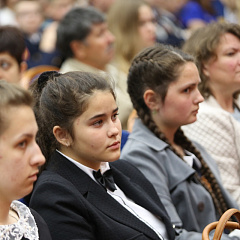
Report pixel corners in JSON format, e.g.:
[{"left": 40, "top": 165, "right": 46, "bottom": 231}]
[{"left": 29, "top": 174, "right": 96, "bottom": 240}]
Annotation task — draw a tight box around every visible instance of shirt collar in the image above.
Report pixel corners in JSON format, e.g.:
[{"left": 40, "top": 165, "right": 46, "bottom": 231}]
[{"left": 56, "top": 149, "right": 110, "bottom": 181}]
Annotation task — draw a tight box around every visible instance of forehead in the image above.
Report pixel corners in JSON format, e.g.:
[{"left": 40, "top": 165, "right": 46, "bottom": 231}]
[
  {"left": 89, "top": 22, "right": 107, "bottom": 35},
  {"left": 138, "top": 4, "right": 153, "bottom": 18},
  {"left": 172, "top": 62, "right": 200, "bottom": 84},
  {"left": 15, "top": 1, "right": 41, "bottom": 11},
  {"left": 83, "top": 90, "right": 115, "bottom": 113},
  {"left": 0, "top": 52, "right": 19, "bottom": 65},
  {"left": 218, "top": 32, "right": 240, "bottom": 46},
  {"left": 0, "top": 105, "right": 35, "bottom": 136}
]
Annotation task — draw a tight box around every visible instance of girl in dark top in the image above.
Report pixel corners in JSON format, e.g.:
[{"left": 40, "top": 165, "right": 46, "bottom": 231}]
[{"left": 0, "top": 80, "right": 51, "bottom": 239}]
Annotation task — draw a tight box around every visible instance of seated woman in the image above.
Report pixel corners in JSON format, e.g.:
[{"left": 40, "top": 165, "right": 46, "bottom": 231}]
[
  {"left": 108, "top": 0, "right": 156, "bottom": 74},
  {"left": 0, "top": 80, "right": 51, "bottom": 239},
  {"left": 182, "top": 21, "right": 240, "bottom": 207},
  {"left": 121, "top": 44, "right": 240, "bottom": 240},
  {"left": 28, "top": 71, "right": 175, "bottom": 240}
]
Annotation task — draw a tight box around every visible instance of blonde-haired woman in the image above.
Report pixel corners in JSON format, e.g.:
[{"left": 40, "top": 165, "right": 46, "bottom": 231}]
[{"left": 108, "top": 0, "right": 156, "bottom": 74}]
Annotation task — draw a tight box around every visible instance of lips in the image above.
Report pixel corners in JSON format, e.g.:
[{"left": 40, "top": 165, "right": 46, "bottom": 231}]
[
  {"left": 29, "top": 171, "right": 39, "bottom": 179},
  {"left": 107, "top": 141, "right": 120, "bottom": 148},
  {"left": 192, "top": 108, "right": 199, "bottom": 114}
]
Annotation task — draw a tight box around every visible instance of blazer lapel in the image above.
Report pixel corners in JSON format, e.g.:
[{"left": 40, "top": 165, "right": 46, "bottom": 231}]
[
  {"left": 47, "top": 151, "right": 160, "bottom": 240},
  {"left": 112, "top": 166, "right": 175, "bottom": 240}
]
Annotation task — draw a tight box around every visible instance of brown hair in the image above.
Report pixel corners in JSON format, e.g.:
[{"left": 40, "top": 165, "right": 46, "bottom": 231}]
[
  {"left": 29, "top": 71, "right": 115, "bottom": 168},
  {"left": 182, "top": 21, "right": 240, "bottom": 99},
  {"left": 0, "top": 26, "right": 26, "bottom": 66},
  {"left": 0, "top": 80, "right": 32, "bottom": 135},
  {"left": 128, "top": 44, "right": 228, "bottom": 216}
]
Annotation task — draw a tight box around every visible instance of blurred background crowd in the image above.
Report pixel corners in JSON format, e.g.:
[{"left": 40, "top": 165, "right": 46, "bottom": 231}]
[{"left": 0, "top": 0, "right": 240, "bottom": 130}]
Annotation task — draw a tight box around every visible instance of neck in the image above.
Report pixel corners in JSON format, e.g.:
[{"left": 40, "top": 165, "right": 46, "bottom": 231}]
[
  {"left": 0, "top": 200, "right": 15, "bottom": 225},
  {"left": 153, "top": 118, "right": 184, "bottom": 156},
  {"left": 212, "top": 92, "right": 234, "bottom": 112},
  {"left": 210, "top": 84, "right": 235, "bottom": 112}
]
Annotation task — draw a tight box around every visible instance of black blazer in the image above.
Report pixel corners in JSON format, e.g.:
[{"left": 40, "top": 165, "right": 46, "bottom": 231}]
[
  {"left": 28, "top": 209, "right": 52, "bottom": 240},
  {"left": 29, "top": 151, "right": 175, "bottom": 240}
]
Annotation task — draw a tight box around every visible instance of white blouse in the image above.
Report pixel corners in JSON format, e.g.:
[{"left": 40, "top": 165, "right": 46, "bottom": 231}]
[{"left": 0, "top": 200, "right": 39, "bottom": 240}]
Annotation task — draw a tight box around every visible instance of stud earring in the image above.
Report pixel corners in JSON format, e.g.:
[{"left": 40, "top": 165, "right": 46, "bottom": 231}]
[{"left": 152, "top": 109, "right": 157, "bottom": 114}]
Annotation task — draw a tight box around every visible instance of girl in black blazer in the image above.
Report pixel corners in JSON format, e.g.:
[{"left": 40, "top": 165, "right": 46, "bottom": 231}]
[{"left": 28, "top": 71, "right": 175, "bottom": 240}]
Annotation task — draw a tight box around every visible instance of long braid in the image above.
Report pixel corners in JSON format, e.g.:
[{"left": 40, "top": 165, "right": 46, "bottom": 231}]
[
  {"left": 128, "top": 44, "right": 230, "bottom": 218},
  {"left": 175, "top": 128, "right": 228, "bottom": 216}
]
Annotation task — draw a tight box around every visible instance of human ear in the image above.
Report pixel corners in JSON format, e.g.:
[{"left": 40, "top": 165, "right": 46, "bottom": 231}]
[
  {"left": 19, "top": 61, "right": 27, "bottom": 76},
  {"left": 202, "top": 63, "right": 210, "bottom": 77},
  {"left": 70, "top": 40, "right": 87, "bottom": 60},
  {"left": 143, "top": 89, "right": 160, "bottom": 111},
  {"left": 53, "top": 126, "right": 72, "bottom": 147}
]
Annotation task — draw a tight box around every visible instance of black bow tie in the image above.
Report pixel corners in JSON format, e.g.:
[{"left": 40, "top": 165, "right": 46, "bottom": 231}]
[{"left": 93, "top": 169, "right": 117, "bottom": 192}]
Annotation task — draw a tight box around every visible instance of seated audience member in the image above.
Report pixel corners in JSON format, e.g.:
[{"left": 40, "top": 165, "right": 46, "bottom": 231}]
[
  {"left": 146, "top": 0, "right": 189, "bottom": 47},
  {"left": 0, "top": 80, "right": 51, "bottom": 240},
  {"left": 14, "top": 0, "right": 62, "bottom": 69},
  {"left": 121, "top": 44, "right": 240, "bottom": 240},
  {"left": 28, "top": 70, "right": 176, "bottom": 240},
  {"left": 178, "top": 0, "right": 221, "bottom": 31},
  {"left": 56, "top": 7, "right": 133, "bottom": 130},
  {"left": 0, "top": 25, "right": 27, "bottom": 85},
  {"left": 182, "top": 22, "right": 240, "bottom": 207},
  {"left": 108, "top": 0, "right": 156, "bottom": 74}
]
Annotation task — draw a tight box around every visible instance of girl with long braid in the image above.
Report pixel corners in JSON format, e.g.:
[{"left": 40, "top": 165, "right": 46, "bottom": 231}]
[{"left": 121, "top": 44, "right": 240, "bottom": 240}]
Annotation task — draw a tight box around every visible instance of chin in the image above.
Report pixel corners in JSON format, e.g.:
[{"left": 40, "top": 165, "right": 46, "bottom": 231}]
[
  {"left": 187, "top": 119, "right": 197, "bottom": 125},
  {"left": 109, "top": 154, "right": 121, "bottom": 162}
]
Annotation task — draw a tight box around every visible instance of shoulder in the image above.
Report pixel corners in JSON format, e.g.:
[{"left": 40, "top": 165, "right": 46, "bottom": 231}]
[
  {"left": 111, "top": 160, "right": 155, "bottom": 186},
  {"left": 106, "top": 64, "right": 127, "bottom": 82},
  {"left": 11, "top": 201, "right": 52, "bottom": 240},
  {"left": 30, "top": 208, "right": 52, "bottom": 240},
  {"left": 110, "top": 160, "right": 163, "bottom": 201}
]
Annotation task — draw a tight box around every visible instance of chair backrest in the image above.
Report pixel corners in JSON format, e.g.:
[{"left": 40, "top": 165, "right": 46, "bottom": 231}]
[
  {"left": 202, "top": 208, "right": 240, "bottom": 240},
  {"left": 21, "top": 65, "right": 60, "bottom": 89}
]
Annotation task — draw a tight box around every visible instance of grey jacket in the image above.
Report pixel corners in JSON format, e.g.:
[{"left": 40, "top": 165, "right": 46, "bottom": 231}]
[{"left": 121, "top": 119, "right": 239, "bottom": 240}]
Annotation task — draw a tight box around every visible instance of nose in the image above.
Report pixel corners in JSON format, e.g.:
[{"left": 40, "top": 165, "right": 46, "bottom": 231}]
[
  {"left": 194, "top": 89, "right": 204, "bottom": 104},
  {"left": 30, "top": 142, "right": 46, "bottom": 167},
  {"left": 107, "top": 121, "right": 120, "bottom": 138},
  {"left": 148, "top": 21, "right": 156, "bottom": 34},
  {"left": 107, "top": 30, "right": 115, "bottom": 43}
]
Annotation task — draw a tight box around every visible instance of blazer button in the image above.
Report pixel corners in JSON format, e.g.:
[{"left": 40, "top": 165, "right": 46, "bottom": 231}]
[{"left": 197, "top": 202, "right": 205, "bottom": 212}]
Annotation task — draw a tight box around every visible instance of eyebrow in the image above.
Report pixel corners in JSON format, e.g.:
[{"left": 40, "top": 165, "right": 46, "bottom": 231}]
[
  {"left": 182, "top": 80, "right": 201, "bottom": 87},
  {"left": 89, "top": 107, "right": 118, "bottom": 120},
  {"left": 18, "top": 133, "right": 34, "bottom": 139}
]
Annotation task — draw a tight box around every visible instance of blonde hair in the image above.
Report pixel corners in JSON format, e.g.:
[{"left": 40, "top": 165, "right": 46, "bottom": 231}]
[{"left": 108, "top": 0, "right": 150, "bottom": 73}]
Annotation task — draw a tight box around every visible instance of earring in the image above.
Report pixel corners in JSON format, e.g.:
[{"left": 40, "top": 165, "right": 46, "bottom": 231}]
[
  {"left": 66, "top": 143, "right": 70, "bottom": 147},
  {"left": 152, "top": 109, "right": 157, "bottom": 114}
]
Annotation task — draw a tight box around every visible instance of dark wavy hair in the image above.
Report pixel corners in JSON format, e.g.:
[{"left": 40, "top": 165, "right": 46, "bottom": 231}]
[{"left": 29, "top": 71, "right": 115, "bottom": 169}]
